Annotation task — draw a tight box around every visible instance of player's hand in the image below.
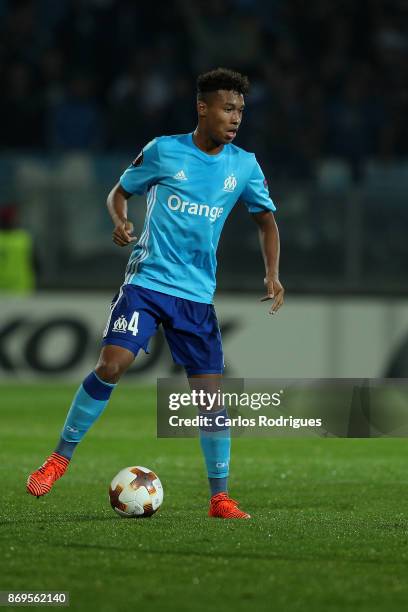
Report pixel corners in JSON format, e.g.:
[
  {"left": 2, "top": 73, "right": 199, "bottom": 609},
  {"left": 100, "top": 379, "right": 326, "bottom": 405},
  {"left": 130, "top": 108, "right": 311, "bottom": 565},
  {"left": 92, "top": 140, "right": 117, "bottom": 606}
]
[
  {"left": 260, "top": 277, "right": 285, "bottom": 314},
  {"left": 112, "top": 220, "right": 137, "bottom": 247}
]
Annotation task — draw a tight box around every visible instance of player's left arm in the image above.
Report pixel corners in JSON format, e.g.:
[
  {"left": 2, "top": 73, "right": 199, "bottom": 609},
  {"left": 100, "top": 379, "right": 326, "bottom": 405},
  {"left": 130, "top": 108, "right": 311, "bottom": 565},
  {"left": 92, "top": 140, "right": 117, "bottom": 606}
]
[
  {"left": 241, "top": 156, "right": 284, "bottom": 314},
  {"left": 252, "top": 210, "right": 285, "bottom": 314}
]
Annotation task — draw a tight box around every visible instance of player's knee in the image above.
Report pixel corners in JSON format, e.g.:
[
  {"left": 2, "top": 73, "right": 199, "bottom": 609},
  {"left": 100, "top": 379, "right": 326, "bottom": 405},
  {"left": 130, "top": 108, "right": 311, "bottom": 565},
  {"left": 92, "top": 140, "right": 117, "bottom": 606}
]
[{"left": 95, "top": 360, "right": 124, "bottom": 384}]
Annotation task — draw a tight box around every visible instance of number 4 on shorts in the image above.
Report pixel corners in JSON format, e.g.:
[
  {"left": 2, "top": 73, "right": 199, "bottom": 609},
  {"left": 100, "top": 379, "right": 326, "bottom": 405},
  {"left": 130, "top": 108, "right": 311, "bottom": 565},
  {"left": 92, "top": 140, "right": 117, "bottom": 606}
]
[{"left": 128, "top": 311, "right": 139, "bottom": 336}]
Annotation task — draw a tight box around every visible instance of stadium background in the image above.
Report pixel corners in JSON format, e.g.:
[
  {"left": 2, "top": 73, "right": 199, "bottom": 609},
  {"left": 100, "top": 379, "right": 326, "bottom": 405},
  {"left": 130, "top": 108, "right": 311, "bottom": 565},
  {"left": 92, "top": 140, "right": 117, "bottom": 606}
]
[
  {"left": 1, "top": 2, "right": 408, "bottom": 612},
  {"left": 1, "top": 0, "right": 408, "bottom": 380},
  {"left": 1, "top": 0, "right": 408, "bottom": 381}
]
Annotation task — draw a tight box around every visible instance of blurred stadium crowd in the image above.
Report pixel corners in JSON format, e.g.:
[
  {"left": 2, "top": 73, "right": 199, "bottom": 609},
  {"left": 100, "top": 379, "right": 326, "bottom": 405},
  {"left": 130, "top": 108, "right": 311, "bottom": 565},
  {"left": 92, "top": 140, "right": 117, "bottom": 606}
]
[
  {"left": 1, "top": 0, "right": 407, "bottom": 295},
  {"left": 1, "top": 0, "right": 407, "bottom": 177}
]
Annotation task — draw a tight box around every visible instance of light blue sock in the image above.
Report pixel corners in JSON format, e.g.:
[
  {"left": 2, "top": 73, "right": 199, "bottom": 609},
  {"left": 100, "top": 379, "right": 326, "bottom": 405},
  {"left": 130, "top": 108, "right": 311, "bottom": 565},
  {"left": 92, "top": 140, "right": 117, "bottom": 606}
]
[
  {"left": 55, "top": 371, "right": 116, "bottom": 459},
  {"left": 199, "top": 408, "right": 230, "bottom": 497}
]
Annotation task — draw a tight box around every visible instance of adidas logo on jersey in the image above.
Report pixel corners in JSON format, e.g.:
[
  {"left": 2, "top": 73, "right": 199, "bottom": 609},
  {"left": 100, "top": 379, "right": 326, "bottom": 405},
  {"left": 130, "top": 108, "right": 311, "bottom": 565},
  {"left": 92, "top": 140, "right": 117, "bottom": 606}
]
[
  {"left": 223, "top": 174, "right": 237, "bottom": 192},
  {"left": 174, "top": 170, "right": 188, "bottom": 181},
  {"left": 112, "top": 315, "right": 128, "bottom": 333}
]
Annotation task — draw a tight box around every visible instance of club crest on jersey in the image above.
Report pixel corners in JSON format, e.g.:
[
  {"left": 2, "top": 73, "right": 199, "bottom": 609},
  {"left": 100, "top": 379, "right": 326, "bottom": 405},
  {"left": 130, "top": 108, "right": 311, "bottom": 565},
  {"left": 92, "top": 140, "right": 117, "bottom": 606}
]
[
  {"left": 223, "top": 174, "right": 237, "bottom": 192},
  {"left": 131, "top": 151, "right": 144, "bottom": 167},
  {"left": 112, "top": 315, "right": 128, "bottom": 333}
]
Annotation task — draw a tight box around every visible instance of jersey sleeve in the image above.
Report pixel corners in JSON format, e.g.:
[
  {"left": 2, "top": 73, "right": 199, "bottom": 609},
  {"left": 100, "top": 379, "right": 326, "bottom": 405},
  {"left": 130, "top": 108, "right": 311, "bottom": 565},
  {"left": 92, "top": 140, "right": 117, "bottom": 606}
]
[
  {"left": 119, "top": 138, "right": 161, "bottom": 195},
  {"left": 241, "top": 157, "right": 276, "bottom": 213}
]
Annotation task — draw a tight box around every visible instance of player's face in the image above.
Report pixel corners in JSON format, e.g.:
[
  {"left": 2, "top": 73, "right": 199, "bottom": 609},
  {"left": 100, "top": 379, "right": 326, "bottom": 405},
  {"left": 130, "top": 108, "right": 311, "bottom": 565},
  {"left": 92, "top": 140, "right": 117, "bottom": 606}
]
[{"left": 202, "top": 90, "right": 245, "bottom": 144}]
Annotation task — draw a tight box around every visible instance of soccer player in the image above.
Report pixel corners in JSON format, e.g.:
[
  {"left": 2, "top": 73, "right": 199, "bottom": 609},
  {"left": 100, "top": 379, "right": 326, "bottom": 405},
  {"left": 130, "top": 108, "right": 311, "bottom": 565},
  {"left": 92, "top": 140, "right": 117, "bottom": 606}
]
[{"left": 27, "top": 68, "right": 284, "bottom": 519}]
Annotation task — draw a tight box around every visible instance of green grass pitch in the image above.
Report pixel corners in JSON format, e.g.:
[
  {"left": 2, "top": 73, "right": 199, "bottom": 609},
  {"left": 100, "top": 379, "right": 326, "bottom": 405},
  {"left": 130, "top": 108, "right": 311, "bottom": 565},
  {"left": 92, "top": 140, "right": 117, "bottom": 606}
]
[{"left": 1, "top": 384, "right": 408, "bottom": 612}]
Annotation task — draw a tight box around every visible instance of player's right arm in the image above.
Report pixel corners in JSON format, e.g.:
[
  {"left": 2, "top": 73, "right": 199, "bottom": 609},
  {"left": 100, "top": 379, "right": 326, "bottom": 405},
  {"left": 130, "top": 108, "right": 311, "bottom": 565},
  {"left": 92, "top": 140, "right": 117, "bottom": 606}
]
[
  {"left": 108, "top": 137, "right": 161, "bottom": 248},
  {"left": 107, "top": 183, "right": 137, "bottom": 247}
]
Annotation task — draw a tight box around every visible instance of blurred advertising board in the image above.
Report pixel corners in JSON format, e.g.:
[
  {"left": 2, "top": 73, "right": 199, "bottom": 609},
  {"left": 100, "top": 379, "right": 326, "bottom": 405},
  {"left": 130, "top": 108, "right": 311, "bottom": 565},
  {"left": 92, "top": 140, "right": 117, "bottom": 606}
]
[{"left": 0, "top": 293, "right": 407, "bottom": 381}]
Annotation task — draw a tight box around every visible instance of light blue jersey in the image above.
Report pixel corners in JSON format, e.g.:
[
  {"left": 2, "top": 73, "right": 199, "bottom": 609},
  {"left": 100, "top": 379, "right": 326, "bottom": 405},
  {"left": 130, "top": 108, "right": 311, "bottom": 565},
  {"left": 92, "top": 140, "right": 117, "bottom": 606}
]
[{"left": 119, "top": 132, "right": 276, "bottom": 303}]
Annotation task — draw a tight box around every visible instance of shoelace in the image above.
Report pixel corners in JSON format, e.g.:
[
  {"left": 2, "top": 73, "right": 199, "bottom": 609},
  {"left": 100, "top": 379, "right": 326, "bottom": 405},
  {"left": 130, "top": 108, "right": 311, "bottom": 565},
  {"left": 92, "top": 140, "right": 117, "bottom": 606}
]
[
  {"left": 38, "top": 464, "right": 55, "bottom": 476},
  {"left": 213, "top": 496, "right": 241, "bottom": 509},
  {"left": 38, "top": 461, "right": 62, "bottom": 478},
  {"left": 211, "top": 495, "right": 249, "bottom": 517}
]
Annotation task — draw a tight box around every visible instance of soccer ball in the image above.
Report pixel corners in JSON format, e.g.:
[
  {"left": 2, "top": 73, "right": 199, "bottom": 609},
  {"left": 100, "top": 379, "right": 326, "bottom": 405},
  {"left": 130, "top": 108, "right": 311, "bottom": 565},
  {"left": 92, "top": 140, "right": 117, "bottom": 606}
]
[{"left": 109, "top": 466, "right": 163, "bottom": 518}]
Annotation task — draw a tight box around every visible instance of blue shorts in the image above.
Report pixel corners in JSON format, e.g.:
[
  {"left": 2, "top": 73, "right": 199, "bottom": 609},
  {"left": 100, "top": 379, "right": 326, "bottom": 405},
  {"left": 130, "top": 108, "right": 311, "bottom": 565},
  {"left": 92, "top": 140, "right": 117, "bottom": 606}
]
[{"left": 102, "top": 285, "right": 224, "bottom": 376}]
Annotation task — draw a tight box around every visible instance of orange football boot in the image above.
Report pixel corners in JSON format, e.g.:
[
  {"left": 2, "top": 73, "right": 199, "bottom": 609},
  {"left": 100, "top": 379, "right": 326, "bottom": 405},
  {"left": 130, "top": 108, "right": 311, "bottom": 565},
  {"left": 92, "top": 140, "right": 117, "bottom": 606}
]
[
  {"left": 26, "top": 452, "right": 70, "bottom": 497},
  {"left": 208, "top": 492, "right": 251, "bottom": 519}
]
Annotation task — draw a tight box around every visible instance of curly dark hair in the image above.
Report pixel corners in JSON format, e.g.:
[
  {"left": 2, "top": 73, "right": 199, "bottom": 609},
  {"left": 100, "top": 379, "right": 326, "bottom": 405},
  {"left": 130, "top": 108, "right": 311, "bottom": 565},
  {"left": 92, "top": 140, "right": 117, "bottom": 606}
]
[{"left": 197, "top": 68, "right": 250, "bottom": 98}]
